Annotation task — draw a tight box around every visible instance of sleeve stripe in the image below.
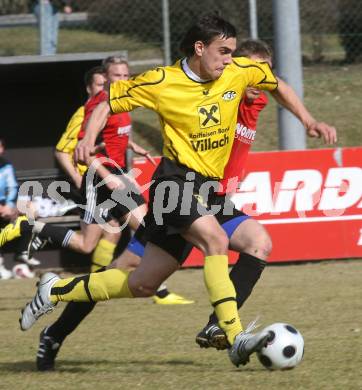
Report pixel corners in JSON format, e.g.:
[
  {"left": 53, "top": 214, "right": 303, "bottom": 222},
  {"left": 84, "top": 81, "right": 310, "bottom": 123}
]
[
  {"left": 232, "top": 60, "right": 278, "bottom": 89},
  {"left": 109, "top": 68, "right": 166, "bottom": 103}
]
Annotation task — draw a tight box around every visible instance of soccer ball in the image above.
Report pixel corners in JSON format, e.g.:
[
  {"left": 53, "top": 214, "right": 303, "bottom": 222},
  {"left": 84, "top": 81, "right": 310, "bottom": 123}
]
[
  {"left": 12, "top": 263, "right": 35, "bottom": 279},
  {"left": 257, "top": 323, "right": 304, "bottom": 370}
]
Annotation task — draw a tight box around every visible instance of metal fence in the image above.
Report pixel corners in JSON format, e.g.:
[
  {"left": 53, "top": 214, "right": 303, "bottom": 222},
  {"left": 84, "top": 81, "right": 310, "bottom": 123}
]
[{"left": 0, "top": 0, "right": 362, "bottom": 64}]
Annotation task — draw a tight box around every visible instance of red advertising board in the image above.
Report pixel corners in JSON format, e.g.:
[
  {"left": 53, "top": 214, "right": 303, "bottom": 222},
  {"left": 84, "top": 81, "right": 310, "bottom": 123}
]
[{"left": 133, "top": 147, "right": 362, "bottom": 266}]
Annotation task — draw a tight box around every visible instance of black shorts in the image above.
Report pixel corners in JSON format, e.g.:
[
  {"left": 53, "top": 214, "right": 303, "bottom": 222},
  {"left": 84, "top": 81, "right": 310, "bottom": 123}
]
[
  {"left": 60, "top": 182, "right": 83, "bottom": 205},
  {"left": 79, "top": 165, "right": 145, "bottom": 224},
  {"left": 136, "top": 158, "right": 249, "bottom": 264},
  {"left": 147, "top": 157, "right": 220, "bottom": 231}
]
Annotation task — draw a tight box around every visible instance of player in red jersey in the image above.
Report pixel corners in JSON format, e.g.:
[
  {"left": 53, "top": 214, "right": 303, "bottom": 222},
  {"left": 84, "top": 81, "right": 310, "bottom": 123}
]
[
  {"left": 30, "top": 58, "right": 149, "bottom": 257},
  {"left": 75, "top": 60, "right": 146, "bottom": 243},
  {"left": 195, "top": 37, "right": 332, "bottom": 349},
  {"left": 78, "top": 80, "right": 133, "bottom": 173},
  {"left": 220, "top": 88, "right": 268, "bottom": 195}
]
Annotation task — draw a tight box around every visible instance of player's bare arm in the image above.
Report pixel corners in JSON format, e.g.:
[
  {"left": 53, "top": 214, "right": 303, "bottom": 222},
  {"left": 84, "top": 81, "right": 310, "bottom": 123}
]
[
  {"left": 86, "top": 158, "right": 125, "bottom": 191},
  {"left": 54, "top": 150, "right": 83, "bottom": 189},
  {"left": 74, "top": 101, "right": 111, "bottom": 164},
  {"left": 271, "top": 77, "right": 337, "bottom": 144}
]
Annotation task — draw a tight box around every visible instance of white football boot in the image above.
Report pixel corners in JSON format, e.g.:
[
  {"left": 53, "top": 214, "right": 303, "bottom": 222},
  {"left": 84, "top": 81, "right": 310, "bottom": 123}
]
[
  {"left": 20, "top": 272, "right": 60, "bottom": 331},
  {"left": 228, "top": 329, "right": 271, "bottom": 367}
]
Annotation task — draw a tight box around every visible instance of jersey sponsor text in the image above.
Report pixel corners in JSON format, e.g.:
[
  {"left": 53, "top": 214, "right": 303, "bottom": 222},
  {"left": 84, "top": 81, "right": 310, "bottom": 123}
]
[
  {"left": 191, "top": 134, "right": 229, "bottom": 152},
  {"left": 235, "top": 123, "right": 256, "bottom": 144}
]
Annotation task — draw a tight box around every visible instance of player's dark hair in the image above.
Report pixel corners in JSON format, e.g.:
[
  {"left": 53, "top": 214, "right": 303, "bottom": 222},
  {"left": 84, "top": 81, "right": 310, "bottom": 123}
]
[
  {"left": 102, "top": 56, "right": 129, "bottom": 72},
  {"left": 0, "top": 137, "right": 5, "bottom": 148},
  {"left": 84, "top": 65, "right": 105, "bottom": 88},
  {"left": 180, "top": 14, "right": 237, "bottom": 58},
  {"left": 234, "top": 39, "right": 272, "bottom": 60}
]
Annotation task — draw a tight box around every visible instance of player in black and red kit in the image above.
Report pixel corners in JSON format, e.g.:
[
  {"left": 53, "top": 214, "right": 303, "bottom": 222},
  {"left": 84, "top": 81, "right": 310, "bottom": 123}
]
[
  {"left": 29, "top": 58, "right": 147, "bottom": 257},
  {"left": 76, "top": 60, "right": 147, "bottom": 243}
]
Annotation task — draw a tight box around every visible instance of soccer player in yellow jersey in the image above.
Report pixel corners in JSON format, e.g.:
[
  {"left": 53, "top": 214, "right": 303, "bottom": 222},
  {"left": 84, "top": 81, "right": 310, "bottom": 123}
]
[
  {"left": 33, "top": 61, "right": 193, "bottom": 367},
  {"left": 22, "top": 62, "right": 193, "bottom": 371},
  {"left": 21, "top": 14, "right": 337, "bottom": 367}
]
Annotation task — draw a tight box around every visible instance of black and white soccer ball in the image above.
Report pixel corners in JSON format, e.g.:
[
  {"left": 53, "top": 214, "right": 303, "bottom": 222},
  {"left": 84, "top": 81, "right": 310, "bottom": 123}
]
[
  {"left": 12, "top": 263, "right": 35, "bottom": 279},
  {"left": 257, "top": 323, "right": 304, "bottom": 370}
]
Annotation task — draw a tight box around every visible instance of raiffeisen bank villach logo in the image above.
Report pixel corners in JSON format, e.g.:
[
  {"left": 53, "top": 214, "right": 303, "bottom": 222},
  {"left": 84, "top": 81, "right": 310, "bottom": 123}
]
[{"left": 198, "top": 103, "right": 220, "bottom": 128}]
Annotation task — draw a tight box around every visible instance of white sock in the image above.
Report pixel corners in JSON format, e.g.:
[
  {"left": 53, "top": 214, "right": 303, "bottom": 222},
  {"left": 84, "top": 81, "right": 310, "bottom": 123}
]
[{"left": 33, "top": 221, "right": 45, "bottom": 234}]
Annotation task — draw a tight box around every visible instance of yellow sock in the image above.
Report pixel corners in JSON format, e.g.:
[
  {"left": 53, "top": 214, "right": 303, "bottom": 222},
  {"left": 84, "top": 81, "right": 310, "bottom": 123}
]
[
  {"left": 50, "top": 268, "right": 133, "bottom": 304},
  {"left": 0, "top": 216, "right": 28, "bottom": 247},
  {"left": 204, "top": 255, "right": 243, "bottom": 345},
  {"left": 91, "top": 238, "right": 116, "bottom": 272}
]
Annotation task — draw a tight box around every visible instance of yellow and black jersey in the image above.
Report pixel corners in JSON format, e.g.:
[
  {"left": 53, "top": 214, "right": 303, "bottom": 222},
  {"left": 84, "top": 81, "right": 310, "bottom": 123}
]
[
  {"left": 109, "top": 57, "right": 277, "bottom": 179},
  {"left": 55, "top": 105, "right": 87, "bottom": 176}
]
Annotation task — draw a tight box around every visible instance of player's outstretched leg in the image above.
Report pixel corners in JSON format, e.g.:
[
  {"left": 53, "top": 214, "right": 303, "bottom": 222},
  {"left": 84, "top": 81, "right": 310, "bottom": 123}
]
[
  {"left": 36, "top": 240, "right": 116, "bottom": 371},
  {"left": 20, "top": 267, "right": 133, "bottom": 330}
]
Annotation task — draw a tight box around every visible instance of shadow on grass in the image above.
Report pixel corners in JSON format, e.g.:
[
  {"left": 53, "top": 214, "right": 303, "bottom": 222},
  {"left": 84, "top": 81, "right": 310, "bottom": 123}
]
[
  {"left": 0, "top": 361, "right": 37, "bottom": 372},
  {"left": 0, "top": 359, "right": 264, "bottom": 373},
  {"left": 0, "top": 358, "right": 198, "bottom": 373}
]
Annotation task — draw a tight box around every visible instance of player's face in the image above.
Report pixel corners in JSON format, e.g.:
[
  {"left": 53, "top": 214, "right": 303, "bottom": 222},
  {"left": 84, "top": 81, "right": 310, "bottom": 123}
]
[
  {"left": 88, "top": 73, "right": 106, "bottom": 97},
  {"left": 245, "top": 54, "right": 272, "bottom": 101},
  {"left": 198, "top": 36, "right": 236, "bottom": 80},
  {"left": 107, "top": 63, "right": 130, "bottom": 82}
]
